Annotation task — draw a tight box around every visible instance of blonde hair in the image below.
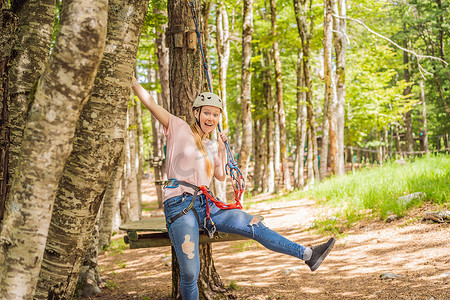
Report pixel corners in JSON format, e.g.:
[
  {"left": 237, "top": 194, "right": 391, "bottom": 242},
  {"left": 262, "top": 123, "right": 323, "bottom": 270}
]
[{"left": 190, "top": 122, "right": 213, "bottom": 178}]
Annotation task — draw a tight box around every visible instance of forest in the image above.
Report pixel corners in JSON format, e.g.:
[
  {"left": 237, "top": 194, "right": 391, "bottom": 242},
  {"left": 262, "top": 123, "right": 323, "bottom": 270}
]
[{"left": 0, "top": 0, "right": 448, "bottom": 299}]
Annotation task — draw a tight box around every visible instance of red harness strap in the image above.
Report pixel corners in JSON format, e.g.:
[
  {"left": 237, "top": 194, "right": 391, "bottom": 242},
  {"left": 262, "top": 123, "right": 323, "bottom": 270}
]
[{"left": 199, "top": 186, "right": 242, "bottom": 238}]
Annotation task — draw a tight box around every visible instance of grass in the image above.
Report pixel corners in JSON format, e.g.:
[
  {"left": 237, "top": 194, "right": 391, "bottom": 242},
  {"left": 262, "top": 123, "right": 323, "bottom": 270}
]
[
  {"left": 256, "top": 154, "right": 449, "bottom": 233},
  {"left": 102, "top": 238, "right": 128, "bottom": 255}
]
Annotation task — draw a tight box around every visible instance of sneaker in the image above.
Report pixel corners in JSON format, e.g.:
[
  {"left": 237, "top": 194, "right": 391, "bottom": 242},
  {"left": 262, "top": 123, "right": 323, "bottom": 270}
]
[{"left": 305, "top": 237, "right": 335, "bottom": 271}]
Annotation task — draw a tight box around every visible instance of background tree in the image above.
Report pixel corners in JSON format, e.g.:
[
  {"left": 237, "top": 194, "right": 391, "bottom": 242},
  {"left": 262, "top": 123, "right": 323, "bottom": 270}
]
[
  {"left": 34, "top": 1, "right": 148, "bottom": 298},
  {"left": 238, "top": 0, "right": 254, "bottom": 182},
  {"left": 0, "top": 0, "right": 108, "bottom": 298},
  {"left": 0, "top": 1, "right": 19, "bottom": 223}
]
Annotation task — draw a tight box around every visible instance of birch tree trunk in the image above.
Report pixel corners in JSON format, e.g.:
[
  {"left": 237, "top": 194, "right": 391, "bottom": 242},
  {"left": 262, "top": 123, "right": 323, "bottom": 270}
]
[
  {"left": 154, "top": 7, "right": 169, "bottom": 208},
  {"left": 403, "top": 40, "right": 414, "bottom": 156},
  {"left": 99, "top": 151, "right": 124, "bottom": 249},
  {"left": 150, "top": 63, "right": 166, "bottom": 209},
  {"left": 7, "top": 0, "right": 55, "bottom": 191},
  {"left": 76, "top": 211, "right": 102, "bottom": 298},
  {"left": 262, "top": 50, "right": 275, "bottom": 193},
  {"left": 34, "top": 1, "right": 148, "bottom": 299},
  {"left": 332, "top": 0, "right": 346, "bottom": 175},
  {"left": 123, "top": 97, "right": 142, "bottom": 222},
  {"left": 320, "top": 0, "right": 333, "bottom": 180},
  {"left": 294, "top": 0, "right": 318, "bottom": 182},
  {"left": 420, "top": 79, "right": 429, "bottom": 154},
  {"left": 0, "top": 4, "right": 18, "bottom": 223},
  {"left": 270, "top": 0, "right": 291, "bottom": 191},
  {"left": 294, "top": 53, "right": 307, "bottom": 188},
  {"left": 0, "top": 1, "right": 107, "bottom": 298},
  {"left": 167, "top": 0, "right": 227, "bottom": 298},
  {"left": 238, "top": 0, "right": 254, "bottom": 181}
]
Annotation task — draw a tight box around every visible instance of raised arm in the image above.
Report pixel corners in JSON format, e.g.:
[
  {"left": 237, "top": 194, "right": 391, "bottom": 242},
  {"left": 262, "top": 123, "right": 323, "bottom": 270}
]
[{"left": 132, "top": 77, "right": 170, "bottom": 128}]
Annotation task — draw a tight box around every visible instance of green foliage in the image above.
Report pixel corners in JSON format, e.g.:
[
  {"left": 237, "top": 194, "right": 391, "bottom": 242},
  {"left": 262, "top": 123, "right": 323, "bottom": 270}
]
[
  {"left": 346, "top": 45, "right": 416, "bottom": 145},
  {"left": 227, "top": 280, "right": 240, "bottom": 290},
  {"left": 102, "top": 238, "right": 128, "bottom": 255}
]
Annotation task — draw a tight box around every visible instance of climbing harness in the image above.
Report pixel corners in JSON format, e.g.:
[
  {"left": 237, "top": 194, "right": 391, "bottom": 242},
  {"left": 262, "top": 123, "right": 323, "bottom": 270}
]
[
  {"left": 165, "top": 179, "right": 217, "bottom": 238},
  {"left": 185, "top": 0, "right": 246, "bottom": 206}
]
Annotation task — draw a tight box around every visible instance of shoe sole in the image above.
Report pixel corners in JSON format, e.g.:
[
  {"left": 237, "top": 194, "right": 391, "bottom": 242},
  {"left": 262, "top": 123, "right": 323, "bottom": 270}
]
[{"left": 310, "top": 238, "right": 335, "bottom": 271}]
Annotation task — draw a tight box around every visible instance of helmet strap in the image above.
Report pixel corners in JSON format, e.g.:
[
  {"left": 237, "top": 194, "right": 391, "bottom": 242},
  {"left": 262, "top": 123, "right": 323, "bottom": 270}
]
[{"left": 195, "top": 106, "right": 206, "bottom": 136}]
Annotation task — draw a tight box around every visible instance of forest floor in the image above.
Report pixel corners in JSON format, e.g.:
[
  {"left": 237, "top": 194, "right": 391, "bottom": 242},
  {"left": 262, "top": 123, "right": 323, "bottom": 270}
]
[{"left": 93, "top": 179, "right": 449, "bottom": 299}]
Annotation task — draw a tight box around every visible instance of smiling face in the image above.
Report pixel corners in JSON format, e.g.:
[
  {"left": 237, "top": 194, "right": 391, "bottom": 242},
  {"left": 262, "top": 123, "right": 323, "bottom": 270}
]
[{"left": 194, "top": 105, "right": 221, "bottom": 135}]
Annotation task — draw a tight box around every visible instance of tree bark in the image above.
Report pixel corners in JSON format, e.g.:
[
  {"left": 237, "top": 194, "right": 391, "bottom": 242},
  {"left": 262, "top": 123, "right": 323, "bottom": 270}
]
[
  {"left": 270, "top": 0, "right": 291, "bottom": 191},
  {"left": 294, "top": 53, "right": 307, "bottom": 189},
  {"left": 154, "top": 7, "right": 169, "bottom": 208},
  {"left": 76, "top": 211, "right": 102, "bottom": 298},
  {"left": 150, "top": 62, "right": 166, "bottom": 209},
  {"left": 320, "top": 0, "right": 334, "bottom": 180},
  {"left": 99, "top": 151, "right": 124, "bottom": 250},
  {"left": 238, "top": 0, "right": 254, "bottom": 182},
  {"left": 332, "top": 0, "right": 346, "bottom": 175},
  {"left": 420, "top": 79, "right": 429, "bottom": 154},
  {"left": 124, "top": 97, "right": 142, "bottom": 222},
  {"left": 7, "top": 0, "right": 56, "bottom": 195},
  {"left": 294, "top": 0, "right": 318, "bottom": 182},
  {"left": 403, "top": 39, "right": 414, "bottom": 155},
  {"left": 0, "top": 1, "right": 107, "bottom": 298},
  {"left": 262, "top": 50, "right": 275, "bottom": 193},
  {"left": 0, "top": 4, "right": 19, "bottom": 224},
  {"left": 34, "top": 1, "right": 148, "bottom": 299},
  {"left": 167, "top": 0, "right": 228, "bottom": 298}
]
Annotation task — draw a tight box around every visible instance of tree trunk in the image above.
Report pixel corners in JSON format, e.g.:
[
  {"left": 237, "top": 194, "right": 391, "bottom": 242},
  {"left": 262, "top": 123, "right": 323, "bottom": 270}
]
[
  {"left": 7, "top": 0, "right": 56, "bottom": 195},
  {"left": 307, "top": 129, "right": 314, "bottom": 185},
  {"left": 99, "top": 151, "right": 124, "bottom": 250},
  {"left": 124, "top": 97, "right": 142, "bottom": 222},
  {"left": 294, "top": 0, "right": 318, "bottom": 182},
  {"left": 262, "top": 50, "right": 275, "bottom": 193},
  {"left": 332, "top": 0, "right": 346, "bottom": 175},
  {"left": 154, "top": 8, "right": 169, "bottom": 208},
  {"left": 320, "top": 0, "right": 334, "bottom": 180},
  {"left": 420, "top": 79, "right": 429, "bottom": 154},
  {"left": 238, "top": 0, "right": 254, "bottom": 182},
  {"left": 167, "top": 0, "right": 228, "bottom": 298},
  {"left": 0, "top": 1, "right": 108, "bottom": 298},
  {"left": 76, "top": 211, "right": 102, "bottom": 298},
  {"left": 270, "top": 0, "right": 291, "bottom": 191},
  {"left": 0, "top": 5, "right": 19, "bottom": 224},
  {"left": 294, "top": 53, "right": 307, "bottom": 189},
  {"left": 403, "top": 40, "right": 414, "bottom": 156},
  {"left": 150, "top": 63, "right": 166, "bottom": 209},
  {"left": 34, "top": 1, "right": 148, "bottom": 299}
]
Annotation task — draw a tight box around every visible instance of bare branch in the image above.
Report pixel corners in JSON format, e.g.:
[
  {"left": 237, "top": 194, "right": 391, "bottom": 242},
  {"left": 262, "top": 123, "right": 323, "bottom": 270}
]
[{"left": 333, "top": 14, "right": 448, "bottom": 78}]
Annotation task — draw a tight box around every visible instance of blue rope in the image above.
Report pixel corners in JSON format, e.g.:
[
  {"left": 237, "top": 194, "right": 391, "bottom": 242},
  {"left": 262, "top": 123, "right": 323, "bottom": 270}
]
[{"left": 186, "top": 0, "right": 245, "bottom": 192}]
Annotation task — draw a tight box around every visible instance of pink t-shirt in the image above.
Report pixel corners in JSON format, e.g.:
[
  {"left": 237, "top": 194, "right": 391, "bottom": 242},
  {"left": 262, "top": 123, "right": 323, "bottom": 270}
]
[{"left": 163, "top": 114, "right": 221, "bottom": 202}]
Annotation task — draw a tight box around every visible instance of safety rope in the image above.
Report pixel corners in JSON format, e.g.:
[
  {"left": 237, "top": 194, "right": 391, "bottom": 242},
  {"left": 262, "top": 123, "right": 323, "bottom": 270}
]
[{"left": 186, "top": 0, "right": 245, "bottom": 207}]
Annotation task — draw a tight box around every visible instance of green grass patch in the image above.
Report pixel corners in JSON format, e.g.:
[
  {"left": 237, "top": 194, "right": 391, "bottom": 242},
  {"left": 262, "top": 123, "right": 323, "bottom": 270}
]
[
  {"left": 278, "top": 154, "right": 449, "bottom": 232},
  {"left": 102, "top": 238, "right": 128, "bottom": 255}
]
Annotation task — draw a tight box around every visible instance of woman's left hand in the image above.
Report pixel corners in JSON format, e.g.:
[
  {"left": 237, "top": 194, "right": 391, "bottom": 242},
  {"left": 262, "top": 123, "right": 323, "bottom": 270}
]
[{"left": 218, "top": 131, "right": 228, "bottom": 151}]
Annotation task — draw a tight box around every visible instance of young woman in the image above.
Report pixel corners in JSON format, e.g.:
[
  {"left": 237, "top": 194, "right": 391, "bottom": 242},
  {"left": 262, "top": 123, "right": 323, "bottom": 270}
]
[{"left": 132, "top": 78, "right": 335, "bottom": 300}]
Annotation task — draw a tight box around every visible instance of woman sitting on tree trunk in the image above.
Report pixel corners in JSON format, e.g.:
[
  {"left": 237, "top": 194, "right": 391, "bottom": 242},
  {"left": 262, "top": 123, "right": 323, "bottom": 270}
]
[{"left": 132, "top": 77, "right": 335, "bottom": 300}]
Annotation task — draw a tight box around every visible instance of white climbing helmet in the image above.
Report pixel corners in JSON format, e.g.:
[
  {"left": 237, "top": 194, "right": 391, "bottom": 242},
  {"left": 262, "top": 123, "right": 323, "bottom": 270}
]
[{"left": 193, "top": 92, "right": 223, "bottom": 111}]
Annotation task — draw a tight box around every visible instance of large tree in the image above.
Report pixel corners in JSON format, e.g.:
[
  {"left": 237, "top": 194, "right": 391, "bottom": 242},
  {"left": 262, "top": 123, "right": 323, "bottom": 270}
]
[
  {"left": 0, "top": 0, "right": 108, "bottom": 298},
  {"left": 34, "top": 1, "right": 148, "bottom": 298}
]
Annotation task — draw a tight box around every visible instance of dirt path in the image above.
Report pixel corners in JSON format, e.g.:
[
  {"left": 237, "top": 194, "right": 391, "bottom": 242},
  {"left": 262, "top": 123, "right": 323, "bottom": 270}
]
[{"left": 95, "top": 183, "right": 449, "bottom": 299}]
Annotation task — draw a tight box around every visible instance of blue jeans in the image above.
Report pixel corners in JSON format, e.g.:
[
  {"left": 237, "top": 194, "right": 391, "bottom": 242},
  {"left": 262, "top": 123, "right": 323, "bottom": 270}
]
[{"left": 164, "top": 193, "right": 308, "bottom": 300}]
